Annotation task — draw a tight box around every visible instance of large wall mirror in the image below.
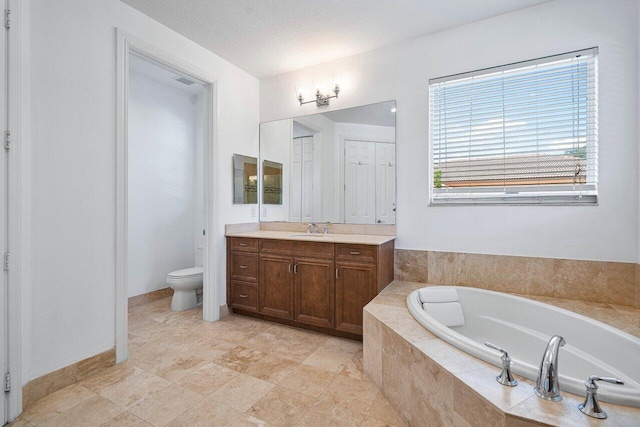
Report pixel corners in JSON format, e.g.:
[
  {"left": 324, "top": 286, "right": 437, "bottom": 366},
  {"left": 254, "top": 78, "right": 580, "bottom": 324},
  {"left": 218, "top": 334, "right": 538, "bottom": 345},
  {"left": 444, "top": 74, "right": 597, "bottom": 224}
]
[{"left": 259, "top": 100, "right": 396, "bottom": 224}]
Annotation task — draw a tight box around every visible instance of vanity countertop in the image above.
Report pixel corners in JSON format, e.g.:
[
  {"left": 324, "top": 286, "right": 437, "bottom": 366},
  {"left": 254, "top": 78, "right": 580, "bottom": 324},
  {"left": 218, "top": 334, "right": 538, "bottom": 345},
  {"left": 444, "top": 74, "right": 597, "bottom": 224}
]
[{"left": 225, "top": 230, "right": 396, "bottom": 246}]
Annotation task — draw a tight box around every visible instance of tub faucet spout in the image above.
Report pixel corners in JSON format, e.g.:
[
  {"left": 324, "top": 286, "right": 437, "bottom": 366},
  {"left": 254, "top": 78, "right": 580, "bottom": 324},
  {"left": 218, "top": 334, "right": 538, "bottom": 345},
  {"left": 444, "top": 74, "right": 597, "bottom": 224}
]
[{"left": 535, "top": 335, "right": 566, "bottom": 401}]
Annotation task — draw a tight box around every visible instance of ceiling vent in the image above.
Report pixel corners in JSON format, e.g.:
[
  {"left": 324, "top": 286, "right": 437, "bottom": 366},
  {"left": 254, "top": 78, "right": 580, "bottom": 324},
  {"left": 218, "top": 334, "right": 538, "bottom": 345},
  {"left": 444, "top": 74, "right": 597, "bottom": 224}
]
[{"left": 174, "top": 76, "right": 195, "bottom": 86}]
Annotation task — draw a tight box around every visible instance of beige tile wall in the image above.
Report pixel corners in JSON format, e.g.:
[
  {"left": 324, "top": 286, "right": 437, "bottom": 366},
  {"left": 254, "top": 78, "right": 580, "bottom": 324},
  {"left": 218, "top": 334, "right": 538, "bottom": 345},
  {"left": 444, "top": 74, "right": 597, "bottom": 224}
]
[{"left": 395, "top": 249, "right": 639, "bottom": 308}]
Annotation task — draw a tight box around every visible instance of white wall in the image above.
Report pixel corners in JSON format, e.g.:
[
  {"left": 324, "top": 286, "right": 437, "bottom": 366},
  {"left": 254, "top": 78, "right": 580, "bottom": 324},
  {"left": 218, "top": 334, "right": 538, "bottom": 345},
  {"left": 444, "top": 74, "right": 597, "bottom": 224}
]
[
  {"left": 26, "top": 0, "right": 259, "bottom": 382},
  {"left": 127, "top": 71, "right": 200, "bottom": 298},
  {"left": 261, "top": 0, "right": 640, "bottom": 263}
]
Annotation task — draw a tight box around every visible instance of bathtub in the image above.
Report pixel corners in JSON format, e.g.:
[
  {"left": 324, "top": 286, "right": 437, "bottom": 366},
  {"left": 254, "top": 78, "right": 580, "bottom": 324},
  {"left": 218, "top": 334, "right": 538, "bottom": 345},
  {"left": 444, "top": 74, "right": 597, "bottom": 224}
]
[{"left": 406, "top": 286, "right": 640, "bottom": 408}]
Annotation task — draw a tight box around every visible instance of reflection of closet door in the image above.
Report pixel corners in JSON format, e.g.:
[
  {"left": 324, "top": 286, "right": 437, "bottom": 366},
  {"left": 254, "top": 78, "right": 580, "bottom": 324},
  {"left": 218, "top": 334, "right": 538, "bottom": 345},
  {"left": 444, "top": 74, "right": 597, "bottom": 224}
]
[
  {"left": 290, "top": 137, "right": 314, "bottom": 223},
  {"left": 290, "top": 139, "right": 302, "bottom": 222},
  {"left": 301, "top": 137, "right": 314, "bottom": 223},
  {"left": 375, "top": 143, "right": 395, "bottom": 224},
  {"left": 344, "top": 140, "right": 376, "bottom": 224}
]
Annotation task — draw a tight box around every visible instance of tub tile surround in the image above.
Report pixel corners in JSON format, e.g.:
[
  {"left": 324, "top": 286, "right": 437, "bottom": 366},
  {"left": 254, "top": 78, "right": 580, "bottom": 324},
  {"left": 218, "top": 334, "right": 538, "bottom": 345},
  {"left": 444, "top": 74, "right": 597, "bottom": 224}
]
[
  {"left": 363, "top": 280, "right": 640, "bottom": 427},
  {"left": 395, "top": 249, "right": 639, "bottom": 308},
  {"left": 13, "top": 297, "right": 404, "bottom": 426}
]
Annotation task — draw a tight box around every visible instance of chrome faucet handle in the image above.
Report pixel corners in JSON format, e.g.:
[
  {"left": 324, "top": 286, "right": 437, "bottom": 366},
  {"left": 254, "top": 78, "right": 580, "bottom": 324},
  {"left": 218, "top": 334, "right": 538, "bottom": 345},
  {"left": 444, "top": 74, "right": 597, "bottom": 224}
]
[
  {"left": 579, "top": 375, "right": 624, "bottom": 419},
  {"left": 484, "top": 342, "right": 518, "bottom": 387},
  {"left": 306, "top": 223, "right": 313, "bottom": 234},
  {"left": 323, "top": 223, "right": 330, "bottom": 235}
]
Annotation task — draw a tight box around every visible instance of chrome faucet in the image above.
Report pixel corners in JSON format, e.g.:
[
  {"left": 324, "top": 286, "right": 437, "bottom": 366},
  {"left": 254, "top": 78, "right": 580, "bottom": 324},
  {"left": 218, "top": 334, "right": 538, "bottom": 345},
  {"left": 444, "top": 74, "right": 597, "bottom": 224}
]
[
  {"left": 535, "top": 335, "right": 566, "bottom": 401},
  {"left": 323, "top": 223, "right": 330, "bottom": 235},
  {"left": 579, "top": 375, "right": 624, "bottom": 419},
  {"left": 306, "top": 223, "right": 314, "bottom": 234}
]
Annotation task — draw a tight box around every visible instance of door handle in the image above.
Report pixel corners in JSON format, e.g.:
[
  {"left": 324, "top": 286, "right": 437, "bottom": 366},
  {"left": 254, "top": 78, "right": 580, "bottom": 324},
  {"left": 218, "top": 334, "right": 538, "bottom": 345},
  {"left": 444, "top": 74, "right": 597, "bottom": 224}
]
[
  {"left": 335, "top": 268, "right": 339, "bottom": 279},
  {"left": 288, "top": 263, "right": 292, "bottom": 273},
  {"left": 294, "top": 264, "right": 298, "bottom": 274}
]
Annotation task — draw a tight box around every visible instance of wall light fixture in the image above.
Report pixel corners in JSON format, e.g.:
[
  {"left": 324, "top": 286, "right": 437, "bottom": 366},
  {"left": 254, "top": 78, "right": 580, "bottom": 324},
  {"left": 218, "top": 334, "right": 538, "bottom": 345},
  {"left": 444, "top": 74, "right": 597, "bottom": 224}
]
[{"left": 298, "top": 84, "right": 340, "bottom": 107}]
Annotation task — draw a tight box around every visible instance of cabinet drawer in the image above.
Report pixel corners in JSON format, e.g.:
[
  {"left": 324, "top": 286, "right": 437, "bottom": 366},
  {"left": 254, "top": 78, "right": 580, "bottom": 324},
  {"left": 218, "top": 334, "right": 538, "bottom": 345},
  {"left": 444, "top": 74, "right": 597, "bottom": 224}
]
[
  {"left": 260, "top": 239, "right": 334, "bottom": 259},
  {"left": 229, "top": 237, "right": 258, "bottom": 252},
  {"left": 232, "top": 281, "right": 258, "bottom": 312},
  {"left": 231, "top": 252, "right": 258, "bottom": 282},
  {"left": 335, "top": 244, "right": 377, "bottom": 263}
]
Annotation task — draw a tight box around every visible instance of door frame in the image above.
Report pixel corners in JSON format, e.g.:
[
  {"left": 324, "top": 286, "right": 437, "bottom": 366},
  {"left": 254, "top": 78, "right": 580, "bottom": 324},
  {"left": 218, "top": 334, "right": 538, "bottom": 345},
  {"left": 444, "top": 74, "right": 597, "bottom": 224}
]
[
  {"left": 115, "top": 30, "right": 220, "bottom": 363},
  {"left": 3, "top": 0, "right": 25, "bottom": 421}
]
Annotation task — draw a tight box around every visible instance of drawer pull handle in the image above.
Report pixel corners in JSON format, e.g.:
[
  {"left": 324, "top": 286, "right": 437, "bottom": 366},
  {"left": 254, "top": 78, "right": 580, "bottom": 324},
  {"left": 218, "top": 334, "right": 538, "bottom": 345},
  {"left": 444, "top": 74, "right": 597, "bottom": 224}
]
[
  {"left": 288, "top": 263, "right": 292, "bottom": 273},
  {"left": 239, "top": 294, "right": 249, "bottom": 298},
  {"left": 239, "top": 243, "right": 249, "bottom": 247},
  {"left": 239, "top": 265, "right": 248, "bottom": 269},
  {"left": 350, "top": 251, "right": 361, "bottom": 255},
  {"left": 294, "top": 264, "right": 298, "bottom": 274},
  {"left": 335, "top": 268, "right": 339, "bottom": 279}
]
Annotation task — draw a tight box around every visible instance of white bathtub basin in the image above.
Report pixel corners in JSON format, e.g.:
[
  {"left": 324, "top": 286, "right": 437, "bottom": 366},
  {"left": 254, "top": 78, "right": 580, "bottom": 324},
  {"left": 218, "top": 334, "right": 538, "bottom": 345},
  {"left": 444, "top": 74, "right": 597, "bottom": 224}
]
[{"left": 407, "top": 286, "right": 640, "bottom": 408}]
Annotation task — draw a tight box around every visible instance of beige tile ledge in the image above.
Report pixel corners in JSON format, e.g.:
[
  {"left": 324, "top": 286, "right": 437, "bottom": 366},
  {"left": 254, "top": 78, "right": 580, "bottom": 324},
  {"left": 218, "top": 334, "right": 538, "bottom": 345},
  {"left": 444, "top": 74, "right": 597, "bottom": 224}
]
[{"left": 363, "top": 280, "right": 640, "bottom": 426}]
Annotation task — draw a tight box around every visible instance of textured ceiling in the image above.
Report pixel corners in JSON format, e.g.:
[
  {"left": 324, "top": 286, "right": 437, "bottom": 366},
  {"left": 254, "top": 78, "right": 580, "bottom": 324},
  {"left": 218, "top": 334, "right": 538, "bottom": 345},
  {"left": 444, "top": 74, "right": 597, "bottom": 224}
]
[{"left": 121, "top": 0, "right": 551, "bottom": 78}]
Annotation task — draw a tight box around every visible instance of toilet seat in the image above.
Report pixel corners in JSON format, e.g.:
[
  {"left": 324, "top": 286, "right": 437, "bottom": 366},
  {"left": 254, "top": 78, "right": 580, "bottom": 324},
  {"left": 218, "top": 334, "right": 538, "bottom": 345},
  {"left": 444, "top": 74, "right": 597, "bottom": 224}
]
[{"left": 167, "top": 266, "right": 203, "bottom": 279}]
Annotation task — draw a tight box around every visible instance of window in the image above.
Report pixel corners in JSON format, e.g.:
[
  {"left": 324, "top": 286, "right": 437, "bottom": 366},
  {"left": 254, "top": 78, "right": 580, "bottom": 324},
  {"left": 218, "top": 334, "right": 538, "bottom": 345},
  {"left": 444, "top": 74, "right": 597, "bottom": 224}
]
[{"left": 429, "top": 48, "right": 598, "bottom": 205}]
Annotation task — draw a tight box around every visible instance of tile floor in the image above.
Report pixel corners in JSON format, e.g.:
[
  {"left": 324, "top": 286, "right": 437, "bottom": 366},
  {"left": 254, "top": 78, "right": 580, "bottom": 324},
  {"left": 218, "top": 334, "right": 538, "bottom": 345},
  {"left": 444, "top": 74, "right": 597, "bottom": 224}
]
[{"left": 11, "top": 298, "right": 405, "bottom": 426}]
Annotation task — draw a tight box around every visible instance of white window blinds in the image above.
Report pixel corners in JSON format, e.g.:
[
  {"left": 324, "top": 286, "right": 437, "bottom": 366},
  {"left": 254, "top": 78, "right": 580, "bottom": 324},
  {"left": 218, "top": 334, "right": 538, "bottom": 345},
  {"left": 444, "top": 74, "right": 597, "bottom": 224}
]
[{"left": 430, "top": 48, "right": 598, "bottom": 205}]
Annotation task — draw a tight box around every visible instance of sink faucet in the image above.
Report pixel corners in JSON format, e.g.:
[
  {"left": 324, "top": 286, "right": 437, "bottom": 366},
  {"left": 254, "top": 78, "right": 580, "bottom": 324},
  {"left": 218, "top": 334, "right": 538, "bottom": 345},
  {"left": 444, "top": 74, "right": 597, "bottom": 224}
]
[
  {"left": 535, "top": 335, "right": 566, "bottom": 401},
  {"left": 306, "top": 223, "right": 314, "bottom": 234},
  {"left": 323, "top": 223, "right": 330, "bottom": 235}
]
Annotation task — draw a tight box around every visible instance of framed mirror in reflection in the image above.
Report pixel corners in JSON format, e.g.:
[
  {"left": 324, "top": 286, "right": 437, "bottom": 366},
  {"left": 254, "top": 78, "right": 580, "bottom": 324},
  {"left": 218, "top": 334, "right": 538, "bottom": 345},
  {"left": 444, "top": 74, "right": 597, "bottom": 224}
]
[
  {"left": 259, "top": 100, "right": 396, "bottom": 224},
  {"left": 263, "top": 160, "right": 283, "bottom": 204},
  {"left": 233, "top": 154, "right": 258, "bottom": 204}
]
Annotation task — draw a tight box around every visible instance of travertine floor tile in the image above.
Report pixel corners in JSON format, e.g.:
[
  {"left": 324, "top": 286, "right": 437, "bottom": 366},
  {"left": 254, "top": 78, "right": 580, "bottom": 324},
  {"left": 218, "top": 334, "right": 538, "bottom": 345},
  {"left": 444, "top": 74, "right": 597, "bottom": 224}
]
[
  {"left": 277, "top": 364, "right": 336, "bottom": 398},
  {"left": 20, "top": 383, "right": 96, "bottom": 424},
  {"left": 176, "top": 361, "right": 239, "bottom": 396},
  {"left": 99, "top": 368, "right": 171, "bottom": 409},
  {"left": 37, "top": 395, "right": 123, "bottom": 427},
  {"left": 12, "top": 297, "right": 403, "bottom": 427},
  {"left": 166, "top": 400, "right": 243, "bottom": 427},
  {"left": 128, "top": 385, "right": 203, "bottom": 427},
  {"left": 207, "top": 373, "right": 275, "bottom": 413},
  {"left": 101, "top": 411, "right": 153, "bottom": 426},
  {"left": 246, "top": 385, "right": 315, "bottom": 426}
]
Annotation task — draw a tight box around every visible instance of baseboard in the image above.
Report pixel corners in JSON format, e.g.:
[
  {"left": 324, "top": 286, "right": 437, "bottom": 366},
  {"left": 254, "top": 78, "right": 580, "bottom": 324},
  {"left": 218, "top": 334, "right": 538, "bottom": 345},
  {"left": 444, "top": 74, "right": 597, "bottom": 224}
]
[
  {"left": 22, "top": 347, "right": 116, "bottom": 410},
  {"left": 128, "top": 287, "right": 174, "bottom": 309}
]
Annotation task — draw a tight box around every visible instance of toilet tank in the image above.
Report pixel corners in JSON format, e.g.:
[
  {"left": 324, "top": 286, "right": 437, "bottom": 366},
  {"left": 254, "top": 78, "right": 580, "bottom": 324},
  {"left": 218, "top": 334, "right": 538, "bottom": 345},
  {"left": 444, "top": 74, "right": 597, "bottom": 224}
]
[{"left": 195, "top": 246, "right": 204, "bottom": 267}]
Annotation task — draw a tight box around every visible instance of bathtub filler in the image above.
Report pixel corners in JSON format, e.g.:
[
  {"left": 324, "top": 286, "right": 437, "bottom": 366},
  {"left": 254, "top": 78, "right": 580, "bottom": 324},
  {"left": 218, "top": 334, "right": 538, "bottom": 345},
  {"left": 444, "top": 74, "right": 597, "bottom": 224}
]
[
  {"left": 534, "top": 335, "right": 566, "bottom": 401},
  {"left": 406, "top": 286, "right": 640, "bottom": 408}
]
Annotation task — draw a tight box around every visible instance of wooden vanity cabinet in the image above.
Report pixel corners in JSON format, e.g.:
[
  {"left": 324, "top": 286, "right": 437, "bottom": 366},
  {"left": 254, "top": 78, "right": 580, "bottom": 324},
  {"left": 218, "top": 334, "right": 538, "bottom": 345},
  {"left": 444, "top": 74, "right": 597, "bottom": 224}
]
[
  {"left": 227, "top": 236, "right": 394, "bottom": 339},
  {"left": 294, "top": 257, "right": 335, "bottom": 328},
  {"left": 227, "top": 237, "right": 259, "bottom": 313}
]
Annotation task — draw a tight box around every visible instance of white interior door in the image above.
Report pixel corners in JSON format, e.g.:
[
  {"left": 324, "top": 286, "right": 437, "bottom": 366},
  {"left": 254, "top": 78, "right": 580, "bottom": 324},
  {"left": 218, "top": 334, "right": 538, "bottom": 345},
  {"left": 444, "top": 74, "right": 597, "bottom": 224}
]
[
  {"left": 290, "top": 138, "right": 302, "bottom": 222},
  {"left": 344, "top": 140, "right": 376, "bottom": 224},
  {"left": 375, "top": 143, "right": 396, "bottom": 224}
]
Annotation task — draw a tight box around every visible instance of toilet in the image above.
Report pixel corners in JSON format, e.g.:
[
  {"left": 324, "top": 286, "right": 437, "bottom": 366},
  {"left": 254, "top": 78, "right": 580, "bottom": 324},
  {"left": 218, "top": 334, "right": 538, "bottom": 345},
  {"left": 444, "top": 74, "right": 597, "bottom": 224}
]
[{"left": 167, "top": 267, "right": 203, "bottom": 311}]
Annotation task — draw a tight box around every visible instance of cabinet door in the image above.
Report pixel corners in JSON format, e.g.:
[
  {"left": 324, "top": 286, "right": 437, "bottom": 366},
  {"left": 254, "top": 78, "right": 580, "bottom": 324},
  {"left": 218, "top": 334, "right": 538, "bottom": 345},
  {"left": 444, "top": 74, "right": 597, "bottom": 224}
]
[
  {"left": 335, "top": 262, "right": 377, "bottom": 335},
  {"left": 259, "top": 254, "right": 294, "bottom": 319},
  {"left": 294, "top": 257, "right": 335, "bottom": 328}
]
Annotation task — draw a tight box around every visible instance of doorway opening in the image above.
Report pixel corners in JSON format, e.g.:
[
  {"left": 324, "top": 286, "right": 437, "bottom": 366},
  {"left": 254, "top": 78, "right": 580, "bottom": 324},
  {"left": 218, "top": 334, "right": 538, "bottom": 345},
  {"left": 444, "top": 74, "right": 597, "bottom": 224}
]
[
  {"left": 127, "top": 53, "right": 206, "bottom": 314},
  {"left": 116, "top": 31, "right": 219, "bottom": 363}
]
